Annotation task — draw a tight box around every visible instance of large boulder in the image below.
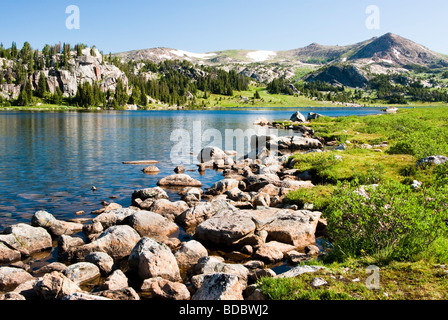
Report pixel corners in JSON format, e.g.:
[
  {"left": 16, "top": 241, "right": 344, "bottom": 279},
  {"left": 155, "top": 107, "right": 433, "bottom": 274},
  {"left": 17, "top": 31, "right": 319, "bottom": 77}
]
[
  {"left": 263, "top": 210, "right": 322, "bottom": 248},
  {"left": 157, "top": 174, "right": 202, "bottom": 188},
  {"left": 122, "top": 210, "right": 179, "bottom": 238},
  {"left": 141, "top": 277, "right": 190, "bottom": 300},
  {"left": 289, "top": 136, "right": 323, "bottom": 151},
  {"left": 174, "top": 240, "right": 209, "bottom": 270},
  {"left": 175, "top": 199, "right": 237, "bottom": 233},
  {"left": 92, "top": 208, "right": 138, "bottom": 229},
  {"left": 192, "top": 256, "right": 249, "bottom": 285},
  {"left": 197, "top": 146, "right": 228, "bottom": 163},
  {"left": 0, "top": 242, "right": 21, "bottom": 263},
  {"left": 31, "top": 210, "right": 83, "bottom": 236},
  {"left": 417, "top": 155, "right": 448, "bottom": 167},
  {"left": 85, "top": 252, "right": 115, "bottom": 275},
  {"left": 70, "top": 225, "right": 141, "bottom": 261},
  {"left": 128, "top": 237, "right": 181, "bottom": 282},
  {"left": 254, "top": 241, "right": 296, "bottom": 263},
  {"left": 131, "top": 187, "right": 169, "bottom": 206},
  {"left": 0, "top": 223, "right": 52, "bottom": 257},
  {"left": 194, "top": 210, "right": 257, "bottom": 248},
  {"left": 63, "top": 262, "right": 101, "bottom": 285},
  {"left": 191, "top": 273, "right": 244, "bottom": 301},
  {"left": 290, "top": 111, "right": 306, "bottom": 123},
  {"left": 149, "top": 199, "right": 189, "bottom": 221},
  {"left": 100, "top": 269, "right": 129, "bottom": 291},
  {"left": 33, "top": 271, "right": 82, "bottom": 300},
  {"left": 206, "top": 179, "right": 240, "bottom": 196},
  {"left": 0, "top": 267, "right": 34, "bottom": 292}
]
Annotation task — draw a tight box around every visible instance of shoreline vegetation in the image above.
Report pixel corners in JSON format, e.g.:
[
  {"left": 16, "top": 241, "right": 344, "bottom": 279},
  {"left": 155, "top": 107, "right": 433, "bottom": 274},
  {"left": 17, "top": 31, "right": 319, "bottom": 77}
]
[{"left": 0, "top": 106, "right": 447, "bottom": 301}]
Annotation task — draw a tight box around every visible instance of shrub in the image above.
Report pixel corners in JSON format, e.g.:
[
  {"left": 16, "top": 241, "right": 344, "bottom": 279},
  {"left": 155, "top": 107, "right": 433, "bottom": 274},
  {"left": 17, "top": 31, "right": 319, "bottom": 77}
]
[
  {"left": 387, "top": 128, "right": 448, "bottom": 159},
  {"left": 324, "top": 180, "right": 448, "bottom": 262}
]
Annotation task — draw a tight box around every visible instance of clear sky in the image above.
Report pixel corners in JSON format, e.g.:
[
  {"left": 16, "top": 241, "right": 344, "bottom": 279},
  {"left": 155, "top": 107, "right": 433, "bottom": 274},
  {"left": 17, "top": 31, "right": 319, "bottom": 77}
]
[{"left": 1, "top": 0, "right": 447, "bottom": 54}]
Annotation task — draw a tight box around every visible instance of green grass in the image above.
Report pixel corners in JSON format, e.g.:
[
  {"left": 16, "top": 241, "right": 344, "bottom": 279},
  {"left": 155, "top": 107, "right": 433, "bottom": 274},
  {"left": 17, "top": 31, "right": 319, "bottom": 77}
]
[
  {"left": 258, "top": 260, "right": 448, "bottom": 300},
  {"left": 264, "top": 106, "right": 448, "bottom": 300}
]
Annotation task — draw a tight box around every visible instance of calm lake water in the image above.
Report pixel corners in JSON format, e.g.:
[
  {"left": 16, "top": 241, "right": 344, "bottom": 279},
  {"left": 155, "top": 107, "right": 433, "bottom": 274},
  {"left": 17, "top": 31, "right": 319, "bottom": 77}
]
[{"left": 0, "top": 107, "right": 385, "bottom": 231}]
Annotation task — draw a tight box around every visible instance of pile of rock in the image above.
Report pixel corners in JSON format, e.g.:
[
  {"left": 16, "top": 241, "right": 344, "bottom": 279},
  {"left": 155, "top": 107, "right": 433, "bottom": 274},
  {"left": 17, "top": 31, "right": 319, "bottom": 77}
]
[{"left": 0, "top": 136, "right": 327, "bottom": 301}]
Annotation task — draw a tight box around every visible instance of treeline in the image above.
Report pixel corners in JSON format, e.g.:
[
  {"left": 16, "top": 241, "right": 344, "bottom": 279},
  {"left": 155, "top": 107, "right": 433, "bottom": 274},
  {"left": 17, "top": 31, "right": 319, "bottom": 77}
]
[
  {"left": 368, "top": 74, "right": 448, "bottom": 104},
  {"left": 1, "top": 41, "right": 251, "bottom": 108},
  {"left": 267, "top": 77, "right": 359, "bottom": 103},
  {"left": 110, "top": 59, "right": 249, "bottom": 108},
  {"left": 266, "top": 73, "right": 448, "bottom": 104}
]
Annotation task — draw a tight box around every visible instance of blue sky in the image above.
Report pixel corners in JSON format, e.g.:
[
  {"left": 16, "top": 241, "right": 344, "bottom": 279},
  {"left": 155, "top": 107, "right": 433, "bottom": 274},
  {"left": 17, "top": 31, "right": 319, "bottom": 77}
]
[{"left": 1, "top": 0, "right": 447, "bottom": 54}]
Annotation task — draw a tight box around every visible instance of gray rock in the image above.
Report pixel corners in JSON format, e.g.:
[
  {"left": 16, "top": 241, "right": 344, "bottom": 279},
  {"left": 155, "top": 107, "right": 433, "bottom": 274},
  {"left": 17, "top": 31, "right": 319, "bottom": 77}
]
[
  {"left": 175, "top": 199, "right": 237, "bottom": 233},
  {"left": 206, "top": 179, "right": 240, "bottom": 195},
  {"left": 417, "top": 155, "right": 448, "bottom": 167},
  {"left": 0, "top": 267, "right": 34, "bottom": 292},
  {"left": 63, "top": 262, "right": 101, "bottom": 285},
  {"left": 128, "top": 237, "right": 181, "bottom": 282},
  {"left": 85, "top": 252, "right": 115, "bottom": 275},
  {"left": 100, "top": 269, "right": 128, "bottom": 291},
  {"left": 0, "top": 292, "right": 26, "bottom": 300},
  {"left": 93, "top": 287, "right": 140, "bottom": 300},
  {"left": 0, "top": 223, "right": 52, "bottom": 257},
  {"left": 33, "top": 271, "right": 82, "bottom": 300},
  {"left": 290, "top": 111, "right": 307, "bottom": 123},
  {"left": 131, "top": 187, "right": 169, "bottom": 205},
  {"left": 310, "top": 277, "right": 327, "bottom": 287},
  {"left": 192, "top": 256, "right": 249, "bottom": 285},
  {"left": 31, "top": 210, "right": 83, "bottom": 236},
  {"left": 123, "top": 210, "right": 179, "bottom": 238},
  {"left": 263, "top": 210, "right": 322, "bottom": 248},
  {"left": 195, "top": 210, "right": 257, "bottom": 248},
  {"left": 70, "top": 225, "right": 141, "bottom": 261},
  {"left": 191, "top": 273, "right": 244, "bottom": 300},
  {"left": 141, "top": 277, "right": 190, "bottom": 300},
  {"left": 253, "top": 241, "right": 296, "bottom": 263},
  {"left": 276, "top": 265, "right": 325, "bottom": 278},
  {"left": 149, "top": 199, "right": 189, "bottom": 221},
  {"left": 32, "top": 262, "right": 68, "bottom": 277},
  {"left": 0, "top": 242, "right": 21, "bottom": 263},
  {"left": 157, "top": 174, "right": 202, "bottom": 187},
  {"left": 197, "top": 146, "right": 228, "bottom": 163},
  {"left": 61, "top": 292, "right": 112, "bottom": 300},
  {"left": 174, "top": 240, "right": 209, "bottom": 270}
]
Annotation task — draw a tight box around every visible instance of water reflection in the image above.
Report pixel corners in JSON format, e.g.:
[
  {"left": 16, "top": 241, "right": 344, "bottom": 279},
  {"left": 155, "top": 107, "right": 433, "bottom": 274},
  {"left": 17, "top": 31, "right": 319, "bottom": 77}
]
[{"left": 0, "top": 108, "right": 384, "bottom": 231}]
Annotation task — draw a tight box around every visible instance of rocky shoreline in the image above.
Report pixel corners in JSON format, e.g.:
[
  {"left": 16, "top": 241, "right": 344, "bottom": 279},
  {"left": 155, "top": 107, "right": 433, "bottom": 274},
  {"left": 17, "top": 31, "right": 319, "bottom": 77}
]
[{"left": 0, "top": 112, "right": 331, "bottom": 301}]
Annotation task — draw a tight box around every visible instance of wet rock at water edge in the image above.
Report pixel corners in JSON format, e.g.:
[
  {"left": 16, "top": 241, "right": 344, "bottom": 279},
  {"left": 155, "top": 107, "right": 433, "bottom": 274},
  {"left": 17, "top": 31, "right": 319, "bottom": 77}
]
[
  {"left": 31, "top": 210, "right": 83, "bottom": 236},
  {"left": 157, "top": 174, "right": 203, "bottom": 188},
  {"left": 0, "top": 223, "right": 52, "bottom": 259},
  {"left": 69, "top": 225, "right": 141, "bottom": 261},
  {"left": 63, "top": 262, "right": 101, "bottom": 285},
  {"left": 0, "top": 267, "right": 35, "bottom": 292}
]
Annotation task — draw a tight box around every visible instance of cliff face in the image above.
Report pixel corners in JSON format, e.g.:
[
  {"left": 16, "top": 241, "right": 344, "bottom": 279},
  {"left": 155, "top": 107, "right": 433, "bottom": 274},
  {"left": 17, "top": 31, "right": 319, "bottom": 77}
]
[{"left": 0, "top": 48, "right": 128, "bottom": 100}]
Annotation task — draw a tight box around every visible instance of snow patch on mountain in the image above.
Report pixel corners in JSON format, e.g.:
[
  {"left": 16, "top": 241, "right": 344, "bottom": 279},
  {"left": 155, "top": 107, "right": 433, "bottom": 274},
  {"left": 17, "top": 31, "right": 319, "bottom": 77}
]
[
  {"left": 246, "top": 50, "right": 277, "bottom": 62},
  {"left": 171, "top": 50, "right": 217, "bottom": 59}
]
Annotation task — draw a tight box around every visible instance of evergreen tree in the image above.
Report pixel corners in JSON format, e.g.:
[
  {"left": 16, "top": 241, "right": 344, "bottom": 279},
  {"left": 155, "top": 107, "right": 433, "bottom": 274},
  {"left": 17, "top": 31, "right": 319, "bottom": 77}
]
[{"left": 36, "top": 72, "right": 47, "bottom": 98}]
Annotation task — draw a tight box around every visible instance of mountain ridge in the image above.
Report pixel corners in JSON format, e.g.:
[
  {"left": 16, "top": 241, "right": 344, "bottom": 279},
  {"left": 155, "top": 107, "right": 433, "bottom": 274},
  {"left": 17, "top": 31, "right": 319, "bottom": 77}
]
[{"left": 114, "top": 33, "right": 448, "bottom": 67}]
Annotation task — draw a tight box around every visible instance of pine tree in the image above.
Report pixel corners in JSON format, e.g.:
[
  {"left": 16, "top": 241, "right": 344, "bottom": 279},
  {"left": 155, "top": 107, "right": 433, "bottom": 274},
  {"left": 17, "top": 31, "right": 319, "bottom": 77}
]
[{"left": 36, "top": 72, "right": 47, "bottom": 98}]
